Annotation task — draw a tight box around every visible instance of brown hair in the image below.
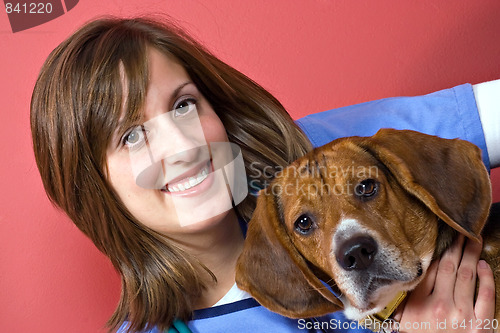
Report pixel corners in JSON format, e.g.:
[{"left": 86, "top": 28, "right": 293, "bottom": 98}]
[{"left": 30, "top": 16, "right": 312, "bottom": 332}]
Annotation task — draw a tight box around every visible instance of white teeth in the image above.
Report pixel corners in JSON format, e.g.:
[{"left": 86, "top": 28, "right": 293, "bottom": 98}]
[
  {"left": 189, "top": 177, "right": 197, "bottom": 187},
  {"left": 196, "top": 173, "right": 204, "bottom": 183},
  {"left": 166, "top": 164, "right": 210, "bottom": 193}
]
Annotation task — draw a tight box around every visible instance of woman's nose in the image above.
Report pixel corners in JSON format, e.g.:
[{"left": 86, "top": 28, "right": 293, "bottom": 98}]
[
  {"left": 163, "top": 136, "right": 202, "bottom": 165},
  {"left": 151, "top": 114, "right": 206, "bottom": 165}
]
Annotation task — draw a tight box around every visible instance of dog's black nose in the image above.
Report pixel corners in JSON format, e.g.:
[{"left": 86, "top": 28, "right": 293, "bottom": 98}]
[{"left": 336, "top": 236, "right": 377, "bottom": 270}]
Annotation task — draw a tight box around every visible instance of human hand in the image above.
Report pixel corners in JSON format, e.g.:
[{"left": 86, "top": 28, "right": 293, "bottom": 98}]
[{"left": 395, "top": 235, "right": 496, "bottom": 333}]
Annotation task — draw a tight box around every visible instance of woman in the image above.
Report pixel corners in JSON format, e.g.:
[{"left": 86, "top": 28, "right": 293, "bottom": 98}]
[{"left": 30, "top": 17, "right": 496, "bottom": 332}]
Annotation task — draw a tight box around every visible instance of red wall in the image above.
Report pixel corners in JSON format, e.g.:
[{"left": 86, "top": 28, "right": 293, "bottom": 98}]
[{"left": 1, "top": 1, "right": 499, "bottom": 332}]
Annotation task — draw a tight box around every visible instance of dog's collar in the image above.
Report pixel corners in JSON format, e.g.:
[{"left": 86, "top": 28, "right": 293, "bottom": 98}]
[{"left": 358, "top": 291, "right": 407, "bottom": 332}]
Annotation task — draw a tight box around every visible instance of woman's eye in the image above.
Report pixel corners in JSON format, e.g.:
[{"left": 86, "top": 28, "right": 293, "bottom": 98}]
[
  {"left": 122, "top": 126, "right": 146, "bottom": 149},
  {"left": 173, "top": 98, "right": 197, "bottom": 117}
]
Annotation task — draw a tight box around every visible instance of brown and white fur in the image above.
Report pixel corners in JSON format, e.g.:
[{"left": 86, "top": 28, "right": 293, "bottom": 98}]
[{"left": 236, "top": 129, "right": 500, "bottom": 323}]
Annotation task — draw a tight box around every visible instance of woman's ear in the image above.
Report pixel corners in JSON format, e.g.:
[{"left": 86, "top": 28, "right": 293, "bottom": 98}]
[
  {"left": 361, "top": 128, "right": 492, "bottom": 241},
  {"left": 236, "top": 185, "right": 342, "bottom": 318}
]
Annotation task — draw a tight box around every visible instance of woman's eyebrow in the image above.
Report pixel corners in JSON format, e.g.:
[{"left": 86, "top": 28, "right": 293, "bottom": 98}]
[{"left": 171, "top": 81, "right": 194, "bottom": 98}]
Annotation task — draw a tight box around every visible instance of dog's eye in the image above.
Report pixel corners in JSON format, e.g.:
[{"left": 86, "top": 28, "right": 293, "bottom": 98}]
[
  {"left": 354, "top": 179, "right": 378, "bottom": 199},
  {"left": 294, "top": 214, "right": 315, "bottom": 235}
]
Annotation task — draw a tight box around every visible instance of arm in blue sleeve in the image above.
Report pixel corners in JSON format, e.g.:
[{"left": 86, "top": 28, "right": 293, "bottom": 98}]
[{"left": 296, "top": 84, "right": 490, "bottom": 170}]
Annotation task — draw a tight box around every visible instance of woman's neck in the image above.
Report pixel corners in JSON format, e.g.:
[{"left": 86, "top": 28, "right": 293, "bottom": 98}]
[{"left": 170, "top": 209, "right": 245, "bottom": 309}]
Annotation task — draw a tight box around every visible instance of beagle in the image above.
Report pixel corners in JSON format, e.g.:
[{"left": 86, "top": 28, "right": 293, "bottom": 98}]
[{"left": 236, "top": 129, "right": 500, "bottom": 327}]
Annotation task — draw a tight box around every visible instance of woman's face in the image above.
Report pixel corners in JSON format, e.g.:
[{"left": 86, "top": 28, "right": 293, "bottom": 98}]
[{"left": 106, "top": 48, "right": 234, "bottom": 235}]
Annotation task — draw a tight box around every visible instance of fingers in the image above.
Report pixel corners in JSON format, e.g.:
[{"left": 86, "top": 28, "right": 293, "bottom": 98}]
[
  {"left": 399, "top": 235, "right": 496, "bottom": 333},
  {"left": 412, "top": 259, "right": 439, "bottom": 299},
  {"left": 433, "top": 235, "right": 465, "bottom": 298},
  {"left": 396, "top": 259, "right": 439, "bottom": 322},
  {"left": 454, "top": 237, "right": 482, "bottom": 306},
  {"left": 474, "top": 259, "right": 496, "bottom": 322}
]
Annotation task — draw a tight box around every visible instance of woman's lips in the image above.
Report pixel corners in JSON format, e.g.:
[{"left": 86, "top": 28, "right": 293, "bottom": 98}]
[{"left": 161, "top": 160, "right": 213, "bottom": 196}]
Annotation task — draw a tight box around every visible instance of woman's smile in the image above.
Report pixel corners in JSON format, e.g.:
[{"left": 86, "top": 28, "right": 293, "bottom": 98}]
[{"left": 162, "top": 160, "right": 214, "bottom": 196}]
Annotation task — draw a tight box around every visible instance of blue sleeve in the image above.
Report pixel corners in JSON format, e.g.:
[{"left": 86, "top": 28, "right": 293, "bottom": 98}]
[
  {"left": 116, "top": 322, "right": 161, "bottom": 333},
  {"left": 296, "top": 83, "right": 490, "bottom": 170}
]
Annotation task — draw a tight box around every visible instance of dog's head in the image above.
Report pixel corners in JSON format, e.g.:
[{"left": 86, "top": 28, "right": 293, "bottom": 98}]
[{"left": 236, "top": 129, "right": 491, "bottom": 320}]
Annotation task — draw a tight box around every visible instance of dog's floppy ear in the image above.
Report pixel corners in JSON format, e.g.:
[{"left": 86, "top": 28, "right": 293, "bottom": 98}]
[
  {"left": 362, "top": 128, "right": 491, "bottom": 241},
  {"left": 235, "top": 185, "right": 342, "bottom": 318}
]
